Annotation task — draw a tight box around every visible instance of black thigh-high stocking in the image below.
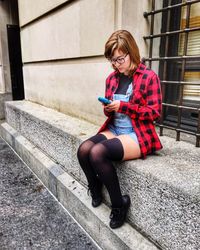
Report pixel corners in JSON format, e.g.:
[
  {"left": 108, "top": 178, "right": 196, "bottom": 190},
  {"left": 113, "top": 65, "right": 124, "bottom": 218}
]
[
  {"left": 89, "top": 138, "right": 124, "bottom": 208},
  {"left": 77, "top": 134, "right": 107, "bottom": 187}
]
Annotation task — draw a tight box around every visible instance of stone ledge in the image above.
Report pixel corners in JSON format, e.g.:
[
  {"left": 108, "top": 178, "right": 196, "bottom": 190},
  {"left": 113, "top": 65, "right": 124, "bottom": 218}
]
[
  {"left": 0, "top": 122, "right": 158, "bottom": 250},
  {"left": 2, "top": 100, "right": 200, "bottom": 250},
  {"left": 0, "top": 93, "right": 12, "bottom": 119}
]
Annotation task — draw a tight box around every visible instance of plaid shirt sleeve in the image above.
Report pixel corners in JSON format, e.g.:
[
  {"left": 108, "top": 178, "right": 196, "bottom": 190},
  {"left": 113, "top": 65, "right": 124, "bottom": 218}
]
[
  {"left": 103, "top": 75, "right": 114, "bottom": 117},
  {"left": 118, "top": 73, "right": 162, "bottom": 122},
  {"left": 103, "top": 107, "right": 112, "bottom": 117}
]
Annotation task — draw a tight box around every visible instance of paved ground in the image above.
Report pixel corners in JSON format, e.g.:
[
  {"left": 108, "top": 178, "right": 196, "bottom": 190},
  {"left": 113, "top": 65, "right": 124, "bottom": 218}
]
[{"left": 0, "top": 137, "right": 100, "bottom": 250}]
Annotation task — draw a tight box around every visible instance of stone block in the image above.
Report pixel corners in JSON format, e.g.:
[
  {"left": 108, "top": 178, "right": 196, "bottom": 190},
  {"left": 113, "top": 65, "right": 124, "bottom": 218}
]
[
  {"left": 2, "top": 100, "right": 200, "bottom": 250},
  {"left": 0, "top": 121, "right": 159, "bottom": 250},
  {"left": 4, "top": 100, "right": 98, "bottom": 180},
  {"left": 57, "top": 172, "right": 158, "bottom": 250}
]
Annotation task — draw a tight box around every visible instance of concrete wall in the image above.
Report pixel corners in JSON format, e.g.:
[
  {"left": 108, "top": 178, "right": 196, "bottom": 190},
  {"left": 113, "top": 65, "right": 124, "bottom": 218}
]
[
  {"left": 18, "top": 0, "right": 160, "bottom": 125},
  {"left": 18, "top": 0, "right": 70, "bottom": 26},
  {"left": 0, "top": 0, "right": 19, "bottom": 118}
]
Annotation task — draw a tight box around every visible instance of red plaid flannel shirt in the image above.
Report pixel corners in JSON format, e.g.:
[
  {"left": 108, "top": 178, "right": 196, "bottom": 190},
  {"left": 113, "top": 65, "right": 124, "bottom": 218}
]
[{"left": 98, "top": 63, "right": 163, "bottom": 158}]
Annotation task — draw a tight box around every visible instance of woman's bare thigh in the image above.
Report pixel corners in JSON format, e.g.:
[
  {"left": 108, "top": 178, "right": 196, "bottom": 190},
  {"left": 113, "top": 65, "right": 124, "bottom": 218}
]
[
  {"left": 99, "top": 129, "right": 116, "bottom": 139},
  {"left": 117, "top": 134, "right": 141, "bottom": 160},
  {"left": 100, "top": 130, "right": 141, "bottom": 160}
]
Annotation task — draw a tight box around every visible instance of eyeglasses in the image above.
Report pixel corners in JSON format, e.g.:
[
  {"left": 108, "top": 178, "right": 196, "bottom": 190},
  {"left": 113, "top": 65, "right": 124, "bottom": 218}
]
[{"left": 109, "top": 53, "right": 128, "bottom": 65}]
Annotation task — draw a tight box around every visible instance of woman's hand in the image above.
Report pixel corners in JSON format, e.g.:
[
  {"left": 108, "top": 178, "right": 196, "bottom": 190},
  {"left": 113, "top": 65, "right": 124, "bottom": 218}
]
[{"left": 104, "top": 100, "right": 120, "bottom": 112}]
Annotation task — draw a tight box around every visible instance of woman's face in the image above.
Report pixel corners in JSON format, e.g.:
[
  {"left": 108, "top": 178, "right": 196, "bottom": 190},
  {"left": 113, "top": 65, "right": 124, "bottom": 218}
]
[{"left": 111, "top": 49, "right": 131, "bottom": 75}]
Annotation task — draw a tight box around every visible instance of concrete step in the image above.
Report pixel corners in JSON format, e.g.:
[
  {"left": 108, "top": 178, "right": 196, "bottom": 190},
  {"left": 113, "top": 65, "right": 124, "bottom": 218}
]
[
  {"left": 1, "top": 100, "right": 200, "bottom": 250},
  {"left": 0, "top": 122, "right": 158, "bottom": 250},
  {"left": 0, "top": 137, "right": 101, "bottom": 250}
]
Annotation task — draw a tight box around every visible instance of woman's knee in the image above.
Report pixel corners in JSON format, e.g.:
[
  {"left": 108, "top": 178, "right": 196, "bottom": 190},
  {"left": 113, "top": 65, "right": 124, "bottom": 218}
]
[
  {"left": 77, "top": 140, "right": 94, "bottom": 161},
  {"left": 77, "top": 134, "right": 107, "bottom": 161},
  {"left": 89, "top": 143, "right": 106, "bottom": 164}
]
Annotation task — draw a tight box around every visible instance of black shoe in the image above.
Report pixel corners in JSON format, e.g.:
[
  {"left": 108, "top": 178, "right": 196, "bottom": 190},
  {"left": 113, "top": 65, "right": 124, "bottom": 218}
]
[
  {"left": 87, "top": 182, "right": 102, "bottom": 207},
  {"left": 109, "top": 195, "right": 131, "bottom": 229}
]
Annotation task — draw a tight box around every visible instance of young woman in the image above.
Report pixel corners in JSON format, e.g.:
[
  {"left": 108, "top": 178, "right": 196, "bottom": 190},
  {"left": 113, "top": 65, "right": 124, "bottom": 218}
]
[{"left": 77, "top": 30, "right": 162, "bottom": 229}]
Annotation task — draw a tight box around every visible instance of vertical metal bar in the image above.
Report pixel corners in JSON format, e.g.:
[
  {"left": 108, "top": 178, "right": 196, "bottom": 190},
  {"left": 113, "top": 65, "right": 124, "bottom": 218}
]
[
  {"left": 160, "top": 0, "right": 172, "bottom": 136},
  {"left": 176, "top": 3, "right": 191, "bottom": 141},
  {"left": 196, "top": 110, "right": 200, "bottom": 147},
  {"left": 149, "top": 0, "right": 155, "bottom": 69}
]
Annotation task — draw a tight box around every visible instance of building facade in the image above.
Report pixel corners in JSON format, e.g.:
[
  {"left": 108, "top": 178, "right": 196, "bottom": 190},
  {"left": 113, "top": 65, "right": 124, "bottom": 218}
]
[
  {"left": 0, "top": 1, "right": 200, "bottom": 250},
  {"left": 1, "top": 0, "right": 199, "bottom": 143},
  {"left": 17, "top": 0, "right": 159, "bottom": 125}
]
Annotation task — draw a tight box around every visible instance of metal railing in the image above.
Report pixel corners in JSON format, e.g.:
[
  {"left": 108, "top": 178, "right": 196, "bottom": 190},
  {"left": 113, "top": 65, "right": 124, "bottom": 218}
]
[{"left": 143, "top": 0, "right": 200, "bottom": 147}]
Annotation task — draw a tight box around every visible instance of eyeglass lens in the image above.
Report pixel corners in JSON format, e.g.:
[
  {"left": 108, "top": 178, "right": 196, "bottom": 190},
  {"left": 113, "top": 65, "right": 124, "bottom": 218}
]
[{"left": 111, "top": 54, "right": 127, "bottom": 65}]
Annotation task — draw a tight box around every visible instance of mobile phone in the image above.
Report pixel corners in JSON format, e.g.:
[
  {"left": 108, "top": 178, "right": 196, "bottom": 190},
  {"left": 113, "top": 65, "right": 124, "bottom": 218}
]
[{"left": 98, "top": 97, "right": 111, "bottom": 105}]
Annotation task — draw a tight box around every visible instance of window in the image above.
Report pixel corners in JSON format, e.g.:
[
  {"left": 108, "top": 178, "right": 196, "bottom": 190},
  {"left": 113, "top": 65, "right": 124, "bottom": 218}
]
[{"left": 144, "top": 0, "right": 200, "bottom": 147}]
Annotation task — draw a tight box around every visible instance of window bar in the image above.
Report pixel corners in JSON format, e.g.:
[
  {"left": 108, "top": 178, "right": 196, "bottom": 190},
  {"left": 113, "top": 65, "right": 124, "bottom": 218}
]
[
  {"left": 155, "top": 123, "right": 200, "bottom": 137},
  {"left": 160, "top": 0, "right": 172, "bottom": 137},
  {"left": 162, "top": 103, "right": 199, "bottom": 112},
  {"left": 197, "top": 110, "right": 200, "bottom": 147},
  {"left": 144, "top": 26, "right": 200, "bottom": 40},
  {"left": 176, "top": 3, "right": 191, "bottom": 141},
  {"left": 143, "top": 0, "right": 199, "bottom": 17},
  {"left": 161, "top": 80, "right": 200, "bottom": 85},
  {"left": 145, "top": 55, "right": 200, "bottom": 61}
]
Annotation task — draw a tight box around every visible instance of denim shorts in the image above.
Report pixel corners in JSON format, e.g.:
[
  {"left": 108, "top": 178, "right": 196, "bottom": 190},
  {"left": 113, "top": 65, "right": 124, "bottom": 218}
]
[
  {"left": 107, "top": 124, "right": 139, "bottom": 144},
  {"left": 107, "top": 83, "right": 139, "bottom": 144}
]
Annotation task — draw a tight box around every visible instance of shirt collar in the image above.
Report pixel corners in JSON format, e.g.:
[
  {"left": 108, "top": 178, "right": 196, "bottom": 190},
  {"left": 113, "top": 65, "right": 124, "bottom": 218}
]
[{"left": 135, "top": 62, "right": 146, "bottom": 74}]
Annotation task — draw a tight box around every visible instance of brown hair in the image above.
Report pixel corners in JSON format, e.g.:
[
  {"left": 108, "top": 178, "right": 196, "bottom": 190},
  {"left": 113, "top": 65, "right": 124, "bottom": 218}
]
[{"left": 104, "top": 30, "right": 140, "bottom": 75}]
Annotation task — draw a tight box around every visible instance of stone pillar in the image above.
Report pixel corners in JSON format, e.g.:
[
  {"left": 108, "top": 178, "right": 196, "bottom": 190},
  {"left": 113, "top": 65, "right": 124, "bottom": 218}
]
[{"left": 0, "top": 0, "right": 18, "bottom": 119}]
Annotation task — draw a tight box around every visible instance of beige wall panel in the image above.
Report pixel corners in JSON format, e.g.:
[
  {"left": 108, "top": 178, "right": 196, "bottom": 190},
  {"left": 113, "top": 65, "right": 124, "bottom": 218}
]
[
  {"left": 121, "top": 0, "right": 151, "bottom": 59},
  {"left": 23, "top": 61, "right": 113, "bottom": 125},
  {"left": 21, "top": 0, "right": 115, "bottom": 62},
  {"left": 0, "top": 67, "right": 5, "bottom": 92},
  {"left": 21, "top": 4, "right": 80, "bottom": 62},
  {"left": 18, "top": 0, "right": 70, "bottom": 26},
  {"left": 0, "top": 28, "right": 12, "bottom": 92},
  {"left": 80, "top": 0, "right": 115, "bottom": 56}
]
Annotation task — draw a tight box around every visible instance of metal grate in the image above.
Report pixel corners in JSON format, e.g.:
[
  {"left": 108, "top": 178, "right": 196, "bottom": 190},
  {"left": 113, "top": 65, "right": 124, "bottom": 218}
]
[{"left": 143, "top": 0, "right": 200, "bottom": 147}]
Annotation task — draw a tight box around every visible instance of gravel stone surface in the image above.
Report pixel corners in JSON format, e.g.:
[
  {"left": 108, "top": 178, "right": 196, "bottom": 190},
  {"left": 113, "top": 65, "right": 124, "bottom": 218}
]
[{"left": 0, "top": 137, "right": 99, "bottom": 250}]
